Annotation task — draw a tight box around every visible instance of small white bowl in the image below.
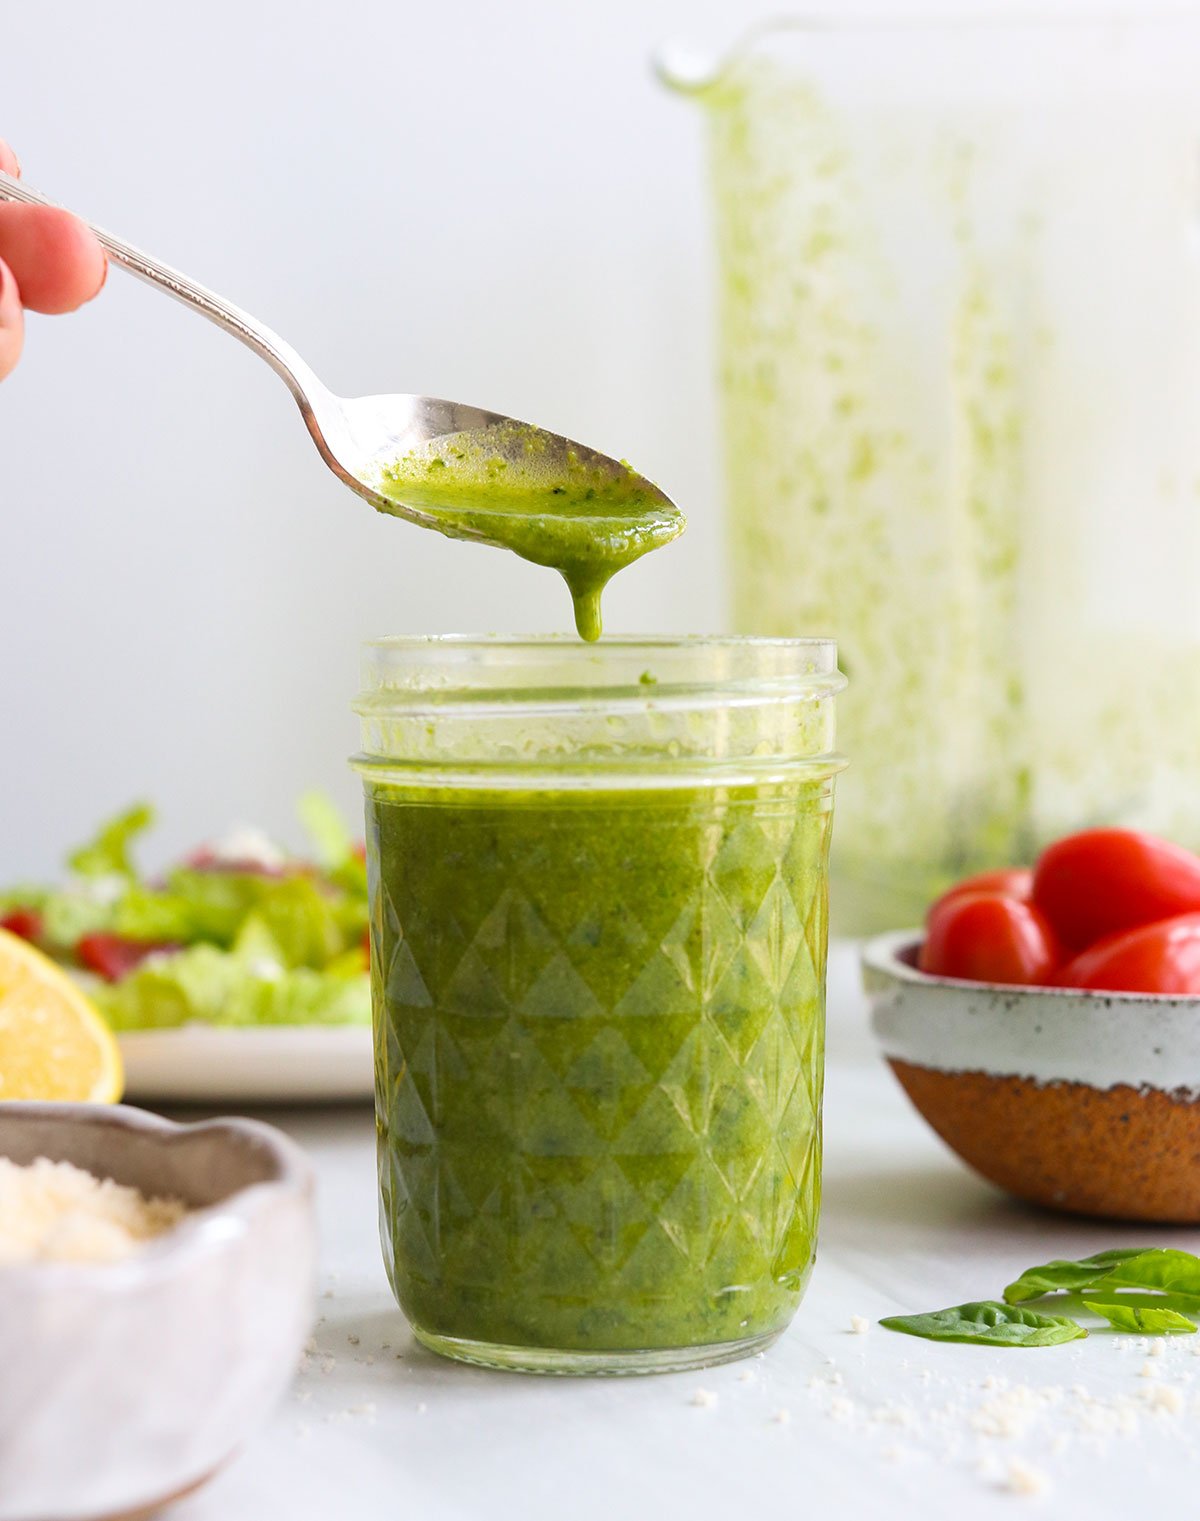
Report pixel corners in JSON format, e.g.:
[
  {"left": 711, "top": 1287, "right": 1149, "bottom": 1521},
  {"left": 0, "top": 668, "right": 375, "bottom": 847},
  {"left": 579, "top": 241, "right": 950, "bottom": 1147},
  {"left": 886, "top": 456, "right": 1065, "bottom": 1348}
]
[
  {"left": 0, "top": 1103, "right": 316, "bottom": 1521},
  {"left": 863, "top": 931, "right": 1200, "bottom": 1222}
]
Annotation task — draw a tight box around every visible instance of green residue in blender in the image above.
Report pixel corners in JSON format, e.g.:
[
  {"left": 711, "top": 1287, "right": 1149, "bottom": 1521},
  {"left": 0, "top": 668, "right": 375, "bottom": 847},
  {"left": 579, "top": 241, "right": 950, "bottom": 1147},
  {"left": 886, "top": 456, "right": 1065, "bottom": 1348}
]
[
  {"left": 698, "top": 58, "right": 1027, "bottom": 929},
  {"left": 373, "top": 425, "right": 684, "bottom": 641}
]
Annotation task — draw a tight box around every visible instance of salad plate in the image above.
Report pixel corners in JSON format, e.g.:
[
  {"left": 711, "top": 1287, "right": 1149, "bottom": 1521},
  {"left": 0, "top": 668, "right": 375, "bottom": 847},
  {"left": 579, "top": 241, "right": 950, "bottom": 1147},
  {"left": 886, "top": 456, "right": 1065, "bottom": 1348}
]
[
  {"left": 2, "top": 795, "right": 375, "bottom": 1106},
  {"left": 117, "top": 1023, "right": 373, "bottom": 1104}
]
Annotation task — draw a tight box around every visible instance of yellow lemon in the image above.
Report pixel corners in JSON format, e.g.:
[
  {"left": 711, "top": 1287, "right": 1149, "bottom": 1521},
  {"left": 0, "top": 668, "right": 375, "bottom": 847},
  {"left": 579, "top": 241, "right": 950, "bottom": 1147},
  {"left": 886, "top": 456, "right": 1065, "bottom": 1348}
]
[{"left": 0, "top": 928, "right": 123, "bottom": 1102}]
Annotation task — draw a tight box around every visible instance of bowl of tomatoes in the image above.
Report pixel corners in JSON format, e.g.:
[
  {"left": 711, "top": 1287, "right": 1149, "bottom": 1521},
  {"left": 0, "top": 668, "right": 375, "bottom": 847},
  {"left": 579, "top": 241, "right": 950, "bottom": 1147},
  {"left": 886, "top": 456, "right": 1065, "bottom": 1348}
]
[{"left": 863, "top": 829, "right": 1200, "bottom": 1222}]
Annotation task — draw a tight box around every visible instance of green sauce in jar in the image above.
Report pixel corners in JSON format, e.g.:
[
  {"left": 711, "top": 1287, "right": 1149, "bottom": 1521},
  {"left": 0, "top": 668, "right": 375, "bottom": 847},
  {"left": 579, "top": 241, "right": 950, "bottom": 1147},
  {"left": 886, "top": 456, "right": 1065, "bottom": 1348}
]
[{"left": 355, "top": 637, "right": 844, "bottom": 1372}]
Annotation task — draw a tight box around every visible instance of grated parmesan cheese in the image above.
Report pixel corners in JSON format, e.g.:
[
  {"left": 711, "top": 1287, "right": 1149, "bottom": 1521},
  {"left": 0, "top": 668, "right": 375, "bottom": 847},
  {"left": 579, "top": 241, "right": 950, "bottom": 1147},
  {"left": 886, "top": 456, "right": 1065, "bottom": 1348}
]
[
  {"left": 1006, "top": 1458, "right": 1051, "bottom": 1497},
  {"left": 0, "top": 1157, "right": 186, "bottom": 1264}
]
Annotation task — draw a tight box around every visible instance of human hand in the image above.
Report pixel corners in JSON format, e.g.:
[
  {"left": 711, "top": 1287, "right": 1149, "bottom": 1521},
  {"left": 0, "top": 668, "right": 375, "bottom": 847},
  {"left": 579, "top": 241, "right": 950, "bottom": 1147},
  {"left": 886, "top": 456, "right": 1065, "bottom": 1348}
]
[{"left": 0, "top": 141, "right": 108, "bottom": 381}]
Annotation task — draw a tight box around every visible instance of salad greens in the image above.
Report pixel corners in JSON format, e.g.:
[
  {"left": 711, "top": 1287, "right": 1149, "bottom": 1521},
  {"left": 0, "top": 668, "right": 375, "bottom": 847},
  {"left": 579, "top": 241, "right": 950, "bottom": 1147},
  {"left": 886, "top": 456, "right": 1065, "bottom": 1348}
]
[
  {"left": 0, "top": 795, "right": 370, "bottom": 1031},
  {"left": 879, "top": 1302, "right": 1087, "bottom": 1348},
  {"left": 883, "top": 1246, "right": 1200, "bottom": 1345}
]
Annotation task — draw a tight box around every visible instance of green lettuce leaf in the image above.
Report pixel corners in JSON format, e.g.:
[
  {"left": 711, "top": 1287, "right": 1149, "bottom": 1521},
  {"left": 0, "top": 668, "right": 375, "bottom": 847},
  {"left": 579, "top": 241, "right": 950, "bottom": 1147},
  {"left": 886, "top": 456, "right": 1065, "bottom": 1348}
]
[
  {"left": 94, "top": 941, "right": 371, "bottom": 1031},
  {"left": 1003, "top": 1249, "right": 1151, "bottom": 1303},
  {"left": 298, "top": 791, "right": 352, "bottom": 867},
  {"left": 1082, "top": 1297, "right": 1198, "bottom": 1334},
  {"left": 40, "top": 886, "right": 123, "bottom": 948},
  {"left": 114, "top": 869, "right": 361, "bottom": 968},
  {"left": 879, "top": 1301, "right": 1086, "bottom": 1347},
  {"left": 68, "top": 803, "right": 154, "bottom": 880},
  {"left": 0, "top": 885, "right": 48, "bottom": 914}
]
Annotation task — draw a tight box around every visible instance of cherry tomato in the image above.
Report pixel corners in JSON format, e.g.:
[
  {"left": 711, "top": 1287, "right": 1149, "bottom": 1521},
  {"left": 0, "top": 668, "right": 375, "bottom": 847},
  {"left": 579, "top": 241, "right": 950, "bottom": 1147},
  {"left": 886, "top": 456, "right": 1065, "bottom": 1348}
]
[
  {"left": 77, "top": 932, "right": 178, "bottom": 983},
  {"left": 1032, "top": 829, "right": 1200, "bottom": 951},
  {"left": 919, "top": 892, "right": 1063, "bottom": 986},
  {"left": 0, "top": 907, "right": 43, "bottom": 943},
  {"left": 1055, "top": 912, "right": 1200, "bottom": 995},
  {"left": 928, "top": 868, "right": 1032, "bottom": 920}
]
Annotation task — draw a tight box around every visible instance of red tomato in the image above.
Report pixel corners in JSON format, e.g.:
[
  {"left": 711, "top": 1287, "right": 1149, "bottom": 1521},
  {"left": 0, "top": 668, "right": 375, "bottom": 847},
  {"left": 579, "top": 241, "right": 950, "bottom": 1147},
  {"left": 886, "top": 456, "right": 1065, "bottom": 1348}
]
[
  {"left": 1055, "top": 913, "right": 1200, "bottom": 995},
  {"left": 928, "top": 868, "right": 1032, "bottom": 920},
  {"left": 0, "top": 907, "right": 43, "bottom": 943},
  {"left": 919, "top": 892, "right": 1064, "bottom": 986},
  {"left": 1032, "top": 829, "right": 1200, "bottom": 951},
  {"left": 77, "top": 933, "right": 178, "bottom": 983}
]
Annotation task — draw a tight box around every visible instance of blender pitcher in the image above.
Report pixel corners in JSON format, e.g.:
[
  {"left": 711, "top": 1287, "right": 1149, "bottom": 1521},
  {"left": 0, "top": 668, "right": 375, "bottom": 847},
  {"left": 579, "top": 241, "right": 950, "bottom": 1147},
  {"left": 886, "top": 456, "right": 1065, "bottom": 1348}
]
[{"left": 663, "top": 13, "right": 1200, "bottom": 933}]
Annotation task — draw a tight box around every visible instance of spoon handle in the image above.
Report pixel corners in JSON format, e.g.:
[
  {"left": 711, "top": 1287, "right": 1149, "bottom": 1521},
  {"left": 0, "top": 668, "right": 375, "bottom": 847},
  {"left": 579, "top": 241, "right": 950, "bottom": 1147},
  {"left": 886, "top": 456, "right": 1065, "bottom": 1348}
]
[{"left": 0, "top": 170, "right": 325, "bottom": 406}]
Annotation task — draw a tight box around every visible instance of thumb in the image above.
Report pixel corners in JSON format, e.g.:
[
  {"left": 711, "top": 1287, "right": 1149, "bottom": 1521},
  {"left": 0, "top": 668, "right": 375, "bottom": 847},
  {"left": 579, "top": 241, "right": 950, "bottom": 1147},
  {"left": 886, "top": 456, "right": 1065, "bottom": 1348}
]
[{"left": 0, "top": 256, "right": 25, "bottom": 381}]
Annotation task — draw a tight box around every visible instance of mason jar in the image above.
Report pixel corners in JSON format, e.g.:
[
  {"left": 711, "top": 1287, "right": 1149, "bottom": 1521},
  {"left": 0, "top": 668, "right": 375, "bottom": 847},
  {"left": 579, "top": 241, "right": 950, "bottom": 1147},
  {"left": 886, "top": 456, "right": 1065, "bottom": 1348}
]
[{"left": 353, "top": 635, "right": 845, "bottom": 1374}]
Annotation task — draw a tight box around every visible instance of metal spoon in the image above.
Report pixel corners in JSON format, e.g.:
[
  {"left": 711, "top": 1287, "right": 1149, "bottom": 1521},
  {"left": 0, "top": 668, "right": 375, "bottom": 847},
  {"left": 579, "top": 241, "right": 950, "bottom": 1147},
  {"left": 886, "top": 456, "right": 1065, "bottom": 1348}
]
[{"left": 0, "top": 170, "right": 679, "bottom": 553}]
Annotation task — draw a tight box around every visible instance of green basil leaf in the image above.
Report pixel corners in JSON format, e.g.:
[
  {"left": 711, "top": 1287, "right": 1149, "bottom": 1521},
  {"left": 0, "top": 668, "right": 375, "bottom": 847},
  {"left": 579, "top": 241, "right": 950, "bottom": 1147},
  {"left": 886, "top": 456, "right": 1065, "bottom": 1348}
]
[
  {"left": 879, "top": 1301, "right": 1087, "bottom": 1347},
  {"left": 1082, "top": 1297, "right": 1197, "bottom": 1334},
  {"left": 1098, "top": 1249, "right": 1200, "bottom": 1298},
  {"left": 1003, "top": 1249, "right": 1155, "bottom": 1303}
]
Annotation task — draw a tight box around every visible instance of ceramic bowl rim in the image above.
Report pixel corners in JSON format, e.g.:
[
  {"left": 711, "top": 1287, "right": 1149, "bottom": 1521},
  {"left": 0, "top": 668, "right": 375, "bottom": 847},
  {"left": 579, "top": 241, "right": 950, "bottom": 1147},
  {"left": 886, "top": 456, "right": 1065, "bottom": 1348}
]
[{"left": 0, "top": 1102, "right": 313, "bottom": 1289}]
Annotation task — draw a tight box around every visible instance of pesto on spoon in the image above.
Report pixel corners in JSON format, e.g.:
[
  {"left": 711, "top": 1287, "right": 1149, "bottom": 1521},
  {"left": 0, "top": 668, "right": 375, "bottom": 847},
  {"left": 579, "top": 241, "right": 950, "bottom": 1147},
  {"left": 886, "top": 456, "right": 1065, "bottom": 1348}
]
[
  {"left": 0, "top": 172, "right": 683, "bottom": 640},
  {"left": 372, "top": 421, "right": 683, "bottom": 641}
]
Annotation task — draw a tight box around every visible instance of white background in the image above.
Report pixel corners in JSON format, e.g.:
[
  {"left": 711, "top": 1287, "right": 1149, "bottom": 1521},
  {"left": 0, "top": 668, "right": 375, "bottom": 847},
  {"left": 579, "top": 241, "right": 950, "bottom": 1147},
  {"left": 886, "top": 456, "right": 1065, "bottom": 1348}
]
[{"left": 0, "top": 0, "right": 773, "bottom": 877}]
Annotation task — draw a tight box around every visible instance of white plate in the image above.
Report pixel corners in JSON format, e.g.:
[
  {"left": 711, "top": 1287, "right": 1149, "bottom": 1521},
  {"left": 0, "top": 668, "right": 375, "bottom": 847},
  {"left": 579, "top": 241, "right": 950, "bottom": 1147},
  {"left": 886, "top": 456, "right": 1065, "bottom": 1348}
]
[{"left": 117, "top": 1025, "right": 374, "bottom": 1105}]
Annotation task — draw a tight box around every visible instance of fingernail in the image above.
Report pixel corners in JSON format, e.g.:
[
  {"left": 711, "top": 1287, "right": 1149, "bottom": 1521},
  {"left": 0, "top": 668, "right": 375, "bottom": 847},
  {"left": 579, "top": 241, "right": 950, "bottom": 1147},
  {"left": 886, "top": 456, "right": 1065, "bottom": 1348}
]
[{"left": 0, "top": 258, "right": 17, "bottom": 325}]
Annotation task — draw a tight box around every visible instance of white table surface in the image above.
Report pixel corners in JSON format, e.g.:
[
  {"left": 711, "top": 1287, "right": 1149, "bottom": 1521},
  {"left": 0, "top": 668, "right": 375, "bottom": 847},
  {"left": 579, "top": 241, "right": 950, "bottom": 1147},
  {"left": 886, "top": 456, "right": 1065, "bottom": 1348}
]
[{"left": 171, "top": 945, "right": 1200, "bottom": 1520}]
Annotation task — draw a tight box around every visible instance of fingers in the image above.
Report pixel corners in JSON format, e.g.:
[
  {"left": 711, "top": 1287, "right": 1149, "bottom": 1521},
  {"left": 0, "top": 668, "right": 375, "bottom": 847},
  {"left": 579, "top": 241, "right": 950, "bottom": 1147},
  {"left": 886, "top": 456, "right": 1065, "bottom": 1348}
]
[
  {"left": 0, "top": 143, "right": 22, "bottom": 376},
  {"left": 0, "top": 202, "right": 107, "bottom": 315},
  {"left": 0, "top": 256, "right": 26, "bottom": 381}
]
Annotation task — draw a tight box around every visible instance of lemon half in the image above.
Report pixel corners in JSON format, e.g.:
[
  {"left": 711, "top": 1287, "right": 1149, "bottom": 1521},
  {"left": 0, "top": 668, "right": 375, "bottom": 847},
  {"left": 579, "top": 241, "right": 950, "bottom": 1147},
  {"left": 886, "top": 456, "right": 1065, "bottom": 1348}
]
[{"left": 0, "top": 928, "right": 123, "bottom": 1102}]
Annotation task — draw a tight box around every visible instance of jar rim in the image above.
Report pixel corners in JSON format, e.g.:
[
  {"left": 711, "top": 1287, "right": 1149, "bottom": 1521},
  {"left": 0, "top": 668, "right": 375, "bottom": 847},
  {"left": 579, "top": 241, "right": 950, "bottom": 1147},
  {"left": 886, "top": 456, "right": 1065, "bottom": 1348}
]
[
  {"left": 355, "top": 633, "right": 844, "bottom": 711},
  {"left": 360, "top": 632, "right": 838, "bottom": 653},
  {"left": 353, "top": 634, "right": 846, "bottom": 787}
]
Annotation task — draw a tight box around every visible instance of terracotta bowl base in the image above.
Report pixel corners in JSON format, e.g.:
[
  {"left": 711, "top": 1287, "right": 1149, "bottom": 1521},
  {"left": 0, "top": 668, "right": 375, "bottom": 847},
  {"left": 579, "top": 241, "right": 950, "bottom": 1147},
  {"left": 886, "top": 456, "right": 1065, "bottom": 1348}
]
[{"left": 889, "top": 1059, "right": 1200, "bottom": 1223}]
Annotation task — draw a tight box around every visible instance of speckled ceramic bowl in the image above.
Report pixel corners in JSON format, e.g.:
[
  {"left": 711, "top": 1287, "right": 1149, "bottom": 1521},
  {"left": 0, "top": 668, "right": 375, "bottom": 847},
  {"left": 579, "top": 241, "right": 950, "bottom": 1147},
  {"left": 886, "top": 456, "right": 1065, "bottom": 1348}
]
[
  {"left": 0, "top": 1103, "right": 316, "bottom": 1521},
  {"left": 863, "top": 931, "right": 1200, "bottom": 1223}
]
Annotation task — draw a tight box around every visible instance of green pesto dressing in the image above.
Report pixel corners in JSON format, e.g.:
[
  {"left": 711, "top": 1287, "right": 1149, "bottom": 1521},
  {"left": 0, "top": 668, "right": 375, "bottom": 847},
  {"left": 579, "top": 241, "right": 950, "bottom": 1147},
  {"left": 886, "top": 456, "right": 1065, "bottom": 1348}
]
[
  {"left": 373, "top": 425, "right": 684, "bottom": 640},
  {"left": 367, "top": 776, "right": 832, "bottom": 1355}
]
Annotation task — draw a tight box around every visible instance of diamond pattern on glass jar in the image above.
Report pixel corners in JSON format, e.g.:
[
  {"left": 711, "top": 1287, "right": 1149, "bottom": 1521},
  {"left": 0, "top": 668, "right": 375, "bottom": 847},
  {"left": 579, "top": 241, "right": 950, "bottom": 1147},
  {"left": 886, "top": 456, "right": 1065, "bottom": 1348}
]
[{"left": 370, "top": 786, "right": 832, "bottom": 1352}]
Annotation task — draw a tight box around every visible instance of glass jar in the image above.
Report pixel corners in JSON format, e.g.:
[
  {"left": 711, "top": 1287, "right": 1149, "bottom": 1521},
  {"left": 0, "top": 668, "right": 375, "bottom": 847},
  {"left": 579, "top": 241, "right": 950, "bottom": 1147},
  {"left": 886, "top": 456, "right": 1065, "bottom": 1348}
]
[
  {"left": 353, "top": 635, "right": 845, "bottom": 1374},
  {"left": 664, "top": 13, "right": 1200, "bottom": 932}
]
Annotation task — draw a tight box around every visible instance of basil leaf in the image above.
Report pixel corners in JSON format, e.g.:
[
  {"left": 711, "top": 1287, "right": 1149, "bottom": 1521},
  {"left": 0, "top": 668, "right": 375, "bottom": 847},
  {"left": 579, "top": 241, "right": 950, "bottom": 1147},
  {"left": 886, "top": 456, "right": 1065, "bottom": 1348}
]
[
  {"left": 1098, "top": 1249, "right": 1200, "bottom": 1298},
  {"left": 1082, "top": 1297, "right": 1197, "bottom": 1334},
  {"left": 879, "top": 1301, "right": 1087, "bottom": 1347},
  {"left": 1004, "top": 1249, "right": 1157, "bottom": 1304}
]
